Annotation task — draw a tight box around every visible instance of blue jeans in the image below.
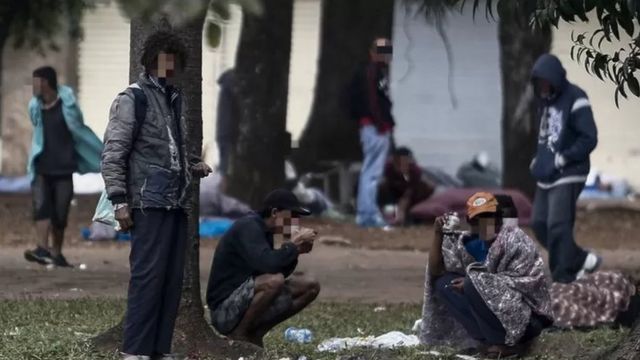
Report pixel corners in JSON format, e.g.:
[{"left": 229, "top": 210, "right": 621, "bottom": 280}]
[{"left": 356, "top": 125, "right": 390, "bottom": 226}]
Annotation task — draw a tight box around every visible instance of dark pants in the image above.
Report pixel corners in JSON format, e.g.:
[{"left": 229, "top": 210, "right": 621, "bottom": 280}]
[
  {"left": 217, "top": 140, "right": 232, "bottom": 176},
  {"left": 531, "top": 183, "right": 588, "bottom": 283},
  {"left": 32, "top": 174, "right": 74, "bottom": 229},
  {"left": 434, "top": 273, "right": 545, "bottom": 346},
  {"left": 123, "top": 209, "right": 188, "bottom": 356}
]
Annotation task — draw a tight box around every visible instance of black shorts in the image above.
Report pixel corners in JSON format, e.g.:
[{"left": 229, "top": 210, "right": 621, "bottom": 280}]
[{"left": 32, "top": 174, "right": 74, "bottom": 228}]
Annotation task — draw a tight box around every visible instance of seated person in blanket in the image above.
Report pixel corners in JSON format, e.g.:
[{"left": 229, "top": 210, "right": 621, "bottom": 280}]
[{"left": 420, "top": 192, "right": 553, "bottom": 358}]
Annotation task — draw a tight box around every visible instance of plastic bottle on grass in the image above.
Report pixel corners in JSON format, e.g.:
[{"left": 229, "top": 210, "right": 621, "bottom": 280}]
[{"left": 284, "top": 327, "right": 313, "bottom": 343}]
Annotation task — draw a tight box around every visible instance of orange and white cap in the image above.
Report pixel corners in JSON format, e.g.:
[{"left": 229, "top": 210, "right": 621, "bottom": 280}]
[{"left": 466, "top": 192, "right": 499, "bottom": 220}]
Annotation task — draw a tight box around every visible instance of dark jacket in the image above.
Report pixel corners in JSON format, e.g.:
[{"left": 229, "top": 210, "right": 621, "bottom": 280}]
[
  {"left": 349, "top": 62, "right": 395, "bottom": 130},
  {"left": 206, "top": 214, "right": 299, "bottom": 310},
  {"left": 102, "top": 74, "right": 200, "bottom": 209},
  {"left": 530, "top": 54, "right": 598, "bottom": 185},
  {"left": 216, "top": 69, "right": 239, "bottom": 144}
]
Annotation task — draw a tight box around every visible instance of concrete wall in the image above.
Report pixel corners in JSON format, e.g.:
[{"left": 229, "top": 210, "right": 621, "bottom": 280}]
[
  {"left": 391, "top": 1, "right": 503, "bottom": 176},
  {"left": 552, "top": 20, "right": 640, "bottom": 189}
]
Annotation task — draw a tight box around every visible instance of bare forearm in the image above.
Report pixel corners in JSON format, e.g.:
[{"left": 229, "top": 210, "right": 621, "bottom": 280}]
[{"left": 428, "top": 231, "right": 445, "bottom": 278}]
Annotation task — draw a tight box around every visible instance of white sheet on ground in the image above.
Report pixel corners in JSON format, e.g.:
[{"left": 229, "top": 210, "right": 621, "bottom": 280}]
[{"left": 317, "top": 331, "right": 420, "bottom": 352}]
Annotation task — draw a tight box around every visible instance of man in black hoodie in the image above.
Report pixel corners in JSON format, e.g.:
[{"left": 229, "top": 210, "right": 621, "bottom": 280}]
[{"left": 529, "top": 54, "right": 601, "bottom": 283}]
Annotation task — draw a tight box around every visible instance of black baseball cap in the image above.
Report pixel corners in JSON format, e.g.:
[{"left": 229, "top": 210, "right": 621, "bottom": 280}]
[{"left": 262, "top": 189, "right": 311, "bottom": 216}]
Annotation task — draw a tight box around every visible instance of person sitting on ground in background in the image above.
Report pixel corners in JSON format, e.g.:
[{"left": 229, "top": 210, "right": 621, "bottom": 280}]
[
  {"left": 25, "top": 66, "right": 103, "bottom": 268},
  {"left": 456, "top": 151, "right": 501, "bottom": 188},
  {"left": 206, "top": 189, "right": 321, "bottom": 347},
  {"left": 284, "top": 161, "right": 344, "bottom": 219},
  {"left": 420, "top": 192, "right": 553, "bottom": 358},
  {"left": 377, "top": 147, "right": 435, "bottom": 225}
]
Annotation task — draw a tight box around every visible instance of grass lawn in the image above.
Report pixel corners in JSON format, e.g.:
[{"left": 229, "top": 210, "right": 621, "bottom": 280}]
[{"left": 0, "top": 299, "right": 627, "bottom": 360}]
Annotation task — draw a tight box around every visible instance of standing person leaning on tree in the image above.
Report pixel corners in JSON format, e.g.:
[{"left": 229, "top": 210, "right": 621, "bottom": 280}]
[{"left": 102, "top": 31, "right": 212, "bottom": 360}]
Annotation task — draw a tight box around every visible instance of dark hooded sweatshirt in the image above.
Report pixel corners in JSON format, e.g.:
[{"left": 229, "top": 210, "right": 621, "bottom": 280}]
[{"left": 530, "top": 54, "right": 598, "bottom": 188}]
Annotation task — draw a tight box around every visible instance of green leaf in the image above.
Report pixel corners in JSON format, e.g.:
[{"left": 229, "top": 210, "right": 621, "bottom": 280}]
[
  {"left": 627, "top": 75, "right": 640, "bottom": 96},
  {"left": 618, "top": 4, "right": 635, "bottom": 37},
  {"left": 611, "top": 16, "right": 621, "bottom": 39},
  {"left": 589, "top": 29, "right": 604, "bottom": 47},
  {"left": 205, "top": 21, "right": 222, "bottom": 48}
]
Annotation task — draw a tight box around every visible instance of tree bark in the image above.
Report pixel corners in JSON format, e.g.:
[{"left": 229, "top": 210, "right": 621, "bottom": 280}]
[
  {"left": 497, "top": 3, "right": 551, "bottom": 199},
  {"left": 292, "top": 0, "right": 395, "bottom": 174},
  {"left": 92, "top": 14, "right": 259, "bottom": 359},
  {"left": 226, "top": 0, "right": 294, "bottom": 209}
]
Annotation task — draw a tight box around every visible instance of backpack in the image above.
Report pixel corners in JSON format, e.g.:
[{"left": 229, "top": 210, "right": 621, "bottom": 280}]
[{"left": 92, "top": 84, "right": 148, "bottom": 231}]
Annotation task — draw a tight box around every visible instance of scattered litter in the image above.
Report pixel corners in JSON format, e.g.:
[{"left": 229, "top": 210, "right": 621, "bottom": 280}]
[
  {"left": 79, "top": 263, "right": 87, "bottom": 270},
  {"left": 317, "top": 331, "right": 420, "bottom": 352},
  {"left": 74, "top": 331, "right": 91, "bottom": 337},
  {"left": 70, "top": 288, "right": 82, "bottom": 292},
  {"left": 356, "top": 328, "right": 365, "bottom": 335},
  {"left": 284, "top": 327, "right": 313, "bottom": 343},
  {"left": 297, "top": 356, "right": 308, "bottom": 360},
  {"left": 318, "top": 236, "right": 353, "bottom": 247},
  {"left": 418, "top": 351, "right": 478, "bottom": 360},
  {"left": 277, "top": 358, "right": 290, "bottom": 360},
  {"left": 373, "top": 306, "right": 387, "bottom": 312},
  {"left": 6, "top": 327, "right": 20, "bottom": 336},
  {"left": 46, "top": 264, "right": 55, "bottom": 270},
  {"left": 411, "top": 319, "right": 423, "bottom": 332}
]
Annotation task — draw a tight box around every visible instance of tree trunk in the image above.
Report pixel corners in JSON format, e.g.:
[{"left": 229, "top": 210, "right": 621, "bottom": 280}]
[
  {"left": 92, "top": 14, "right": 259, "bottom": 359},
  {"left": 498, "top": 3, "right": 551, "bottom": 199},
  {"left": 0, "top": 30, "right": 8, "bottom": 172},
  {"left": 292, "top": 0, "right": 395, "bottom": 174},
  {"left": 226, "top": 0, "right": 294, "bottom": 209}
]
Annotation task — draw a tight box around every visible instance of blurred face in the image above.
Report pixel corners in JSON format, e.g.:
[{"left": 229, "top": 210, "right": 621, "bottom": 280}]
[
  {"left": 393, "top": 155, "right": 412, "bottom": 174},
  {"left": 370, "top": 38, "right": 392, "bottom": 65},
  {"left": 478, "top": 216, "right": 497, "bottom": 241},
  {"left": 273, "top": 210, "right": 300, "bottom": 239},
  {"left": 469, "top": 214, "right": 498, "bottom": 241},
  {"left": 156, "top": 52, "right": 176, "bottom": 79},
  {"left": 534, "top": 78, "right": 554, "bottom": 99},
  {"left": 32, "top": 77, "right": 44, "bottom": 98}
]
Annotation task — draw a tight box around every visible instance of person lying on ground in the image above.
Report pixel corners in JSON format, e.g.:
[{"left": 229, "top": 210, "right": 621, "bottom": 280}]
[
  {"left": 206, "top": 189, "right": 321, "bottom": 347},
  {"left": 377, "top": 146, "right": 435, "bottom": 225},
  {"left": 420, "top": 192, "right": 553, "bottom": 358},
  {"left": 456, "top": 151, "right": 501, "bottom": 188},
  {"left": 493, "top": 195, "right": 639, "bottom": 330}
]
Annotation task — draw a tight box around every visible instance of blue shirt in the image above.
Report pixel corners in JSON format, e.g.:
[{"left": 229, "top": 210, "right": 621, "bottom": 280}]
[{"left": 464, "top": 235, "right": 489, "bottom": 262}]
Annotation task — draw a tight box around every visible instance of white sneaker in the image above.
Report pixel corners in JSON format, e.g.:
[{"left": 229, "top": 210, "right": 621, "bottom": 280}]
[
  {"left": 121, "top": 354, "right": 150, "bottom": 360},
  {"left": 156, "top": 354, "right": 182, "bottom": 360},
  {"left": 576, "top": 252, "right": 602, "bottom": 280}
]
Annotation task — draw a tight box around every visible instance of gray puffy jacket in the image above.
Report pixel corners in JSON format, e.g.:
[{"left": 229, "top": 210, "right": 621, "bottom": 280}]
[{"left": 102, "top": 74, "right": 199, "bottom": 209}]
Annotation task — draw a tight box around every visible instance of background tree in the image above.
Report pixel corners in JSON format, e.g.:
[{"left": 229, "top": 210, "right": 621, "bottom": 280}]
[
  {"left": 225, "top": 0, "right": 295, "bottom": 209},
  {"left": 293, "top": 0, "right": 395, "bottom": 175},
  {"left": 408, "top": 1, "right": 640, "bottom": 358},
  {"left": 0, "top": 0, "right": 85, "bottom": 161}
]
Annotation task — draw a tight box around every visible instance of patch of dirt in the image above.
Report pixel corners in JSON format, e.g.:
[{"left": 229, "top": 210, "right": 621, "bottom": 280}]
[{"left": 1, "top": 194, "right": 639, "bottom": 303}]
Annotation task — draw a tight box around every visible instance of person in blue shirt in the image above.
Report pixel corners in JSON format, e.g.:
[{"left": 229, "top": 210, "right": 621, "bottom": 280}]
[{"left": 529, "top": 54, "right": 601, "bottom": 283}]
